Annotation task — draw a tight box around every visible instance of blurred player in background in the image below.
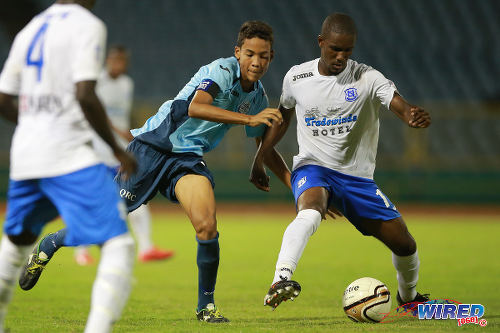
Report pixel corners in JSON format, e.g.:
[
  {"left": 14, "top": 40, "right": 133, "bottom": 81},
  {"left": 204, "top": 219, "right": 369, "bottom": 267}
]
[
  {"left": 74, "top": 44, "right": 174, "bottom": 265},
  {"left": 251, "top": 13, "right": 431, "bottom": 310},
  {"left": 116, "top": 21, "right": 290, "bottom": 322},
  {"left": 0, "top": 1, "right": 136, "bottom": 332}
]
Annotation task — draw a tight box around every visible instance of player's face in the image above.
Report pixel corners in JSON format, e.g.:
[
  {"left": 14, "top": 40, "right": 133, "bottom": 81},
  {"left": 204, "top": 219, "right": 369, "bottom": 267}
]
[
  {"left": 106, "top": 51, "right": 129, "bottom": 78},
  {"left": 318, "top": 32, "right": 356, "bottom": 75},
  {"left": 235, "top": 37, "right": 273, "bottom": 91}
]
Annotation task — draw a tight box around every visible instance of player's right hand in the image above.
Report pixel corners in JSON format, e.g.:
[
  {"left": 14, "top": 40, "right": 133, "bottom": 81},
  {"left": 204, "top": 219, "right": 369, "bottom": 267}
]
[
  {"left": 249, "top": 161, "right": 270, "bottom": 192},
  {"left": 114, "top": 149, "right": 137, "bottom": 180},
  {"left": 248, "top": 108, "right": 283, "bottom": 127}
]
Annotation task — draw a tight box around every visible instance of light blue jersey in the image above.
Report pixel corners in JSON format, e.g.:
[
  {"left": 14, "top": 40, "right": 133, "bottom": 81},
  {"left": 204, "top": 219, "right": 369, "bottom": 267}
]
[{"left": 131, "top": 56, "right": 269, "bottom": 155}]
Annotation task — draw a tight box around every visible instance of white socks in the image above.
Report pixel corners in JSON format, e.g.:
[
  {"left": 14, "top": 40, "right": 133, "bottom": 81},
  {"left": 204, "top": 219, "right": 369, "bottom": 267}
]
[
  {"left": 85, "top": 233, "right": 135, "bottom": 333},
  {"left": 128, "top": 204, "right": 153, "bottom": 253},
  {"left": 272, "top": 209, "right": 322, "bottom": 284},
  {"left": 392, "top": 251, "right": 420, "bottom": 302},
  {"left": 0, "top": 237, "right": 33, "bottom": 332}
]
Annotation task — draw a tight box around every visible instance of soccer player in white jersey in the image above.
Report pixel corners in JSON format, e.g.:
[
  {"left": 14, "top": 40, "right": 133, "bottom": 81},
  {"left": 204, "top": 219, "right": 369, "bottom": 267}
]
[
  {"left": 74, "top": 45, "right": 174, "bottom": 265},
  {"left": 0, "top": 1, "right": 137, "bottom": 332},
  {"left": 250, "top": 13, "right": 432, "bottom": 310}
]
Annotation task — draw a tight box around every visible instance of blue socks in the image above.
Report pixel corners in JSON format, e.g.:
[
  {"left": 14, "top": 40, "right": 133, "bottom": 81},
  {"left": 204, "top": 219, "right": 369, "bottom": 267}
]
[
  {"left": 38, "top": 229, "right": 67, "bottom": 260},
  {"left": 196, "top": 233, "right": 219, "bottom": 311}
]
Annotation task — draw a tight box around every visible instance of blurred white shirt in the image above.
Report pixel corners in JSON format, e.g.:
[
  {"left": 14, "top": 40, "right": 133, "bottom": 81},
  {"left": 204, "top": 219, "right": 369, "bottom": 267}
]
[
  {"left": 0, "top": 4, "right": 106, "bottom": 180},
  {"left": 93, "top": 71, "right": 134, "bottom": 167}
]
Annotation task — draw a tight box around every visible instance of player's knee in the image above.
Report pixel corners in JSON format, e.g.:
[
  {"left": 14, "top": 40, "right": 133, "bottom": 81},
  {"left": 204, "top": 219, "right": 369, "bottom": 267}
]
[
  {"left": 191, "top": 212, "right": 217, "bottom": 240},
  {"left": 8, "top": 230, "right": 38, "bottom": 246},
  {"left": 393, "top": 236, "right": 417, "bottom": 256},
  {"left": 195, "top": 227, "right": 217, "bottom": 240}
]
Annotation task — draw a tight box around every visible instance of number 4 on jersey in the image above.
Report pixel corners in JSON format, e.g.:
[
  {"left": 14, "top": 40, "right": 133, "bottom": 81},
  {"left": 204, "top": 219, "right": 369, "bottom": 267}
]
[{"left": 26, "top": 20, "right": 50, "bottom": 82}]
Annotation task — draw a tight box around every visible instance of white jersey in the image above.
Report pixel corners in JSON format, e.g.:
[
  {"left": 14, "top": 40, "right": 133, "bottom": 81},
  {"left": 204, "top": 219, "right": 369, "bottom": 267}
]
[
  {"left": 280, "top": 58, "right": 397, "bottom": 179},
  {"left": 93, "top": 71, "right": 134, "bottom": 167},
  {"left": 0, "top": 4, "right": 106, "bottom": 180}
]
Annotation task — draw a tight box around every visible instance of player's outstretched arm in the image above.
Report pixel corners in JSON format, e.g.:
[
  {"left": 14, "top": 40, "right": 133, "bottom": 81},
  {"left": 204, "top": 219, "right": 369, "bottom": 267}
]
[
  {"left": 188, "top": 90, "right": 282, "bottom": 127},
  {"left": 76, "top": 80, "right": 137, "bottom": 178},
  {"left": 249, "top": 105, "right": 293, "bottom": 191},
  {"left": 389, "top": 93, "right": 431, "bottom": 128},
  {"left": 0, "top": 92, "right": 18, "bottom": 124}
]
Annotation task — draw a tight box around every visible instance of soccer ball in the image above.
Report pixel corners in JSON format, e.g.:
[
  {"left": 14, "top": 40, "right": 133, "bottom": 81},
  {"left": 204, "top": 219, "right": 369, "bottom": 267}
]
[{"left": 342, "top": 277, "right": 391, "bottom": 323}]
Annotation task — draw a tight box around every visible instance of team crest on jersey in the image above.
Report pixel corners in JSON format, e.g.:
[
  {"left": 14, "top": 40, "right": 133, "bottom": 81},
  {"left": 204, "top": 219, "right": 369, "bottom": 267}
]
[
  {"left": 344, "top": 87, "right": 358, "bottom": 102},
  {"left": 238, "top": 101, "right": 251, "bottom": 114}
]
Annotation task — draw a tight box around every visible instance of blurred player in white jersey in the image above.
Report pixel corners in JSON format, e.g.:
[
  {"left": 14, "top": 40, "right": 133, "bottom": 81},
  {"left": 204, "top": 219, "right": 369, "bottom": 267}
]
[
  {"left": 74, "top": 45, "right": 174, "bottom": 265},
  {"left": 250, "top": 13, "right": 432, "bottom": 310},
  {"left": 0, "top": 1, "right": 137, "bottom": 332}
]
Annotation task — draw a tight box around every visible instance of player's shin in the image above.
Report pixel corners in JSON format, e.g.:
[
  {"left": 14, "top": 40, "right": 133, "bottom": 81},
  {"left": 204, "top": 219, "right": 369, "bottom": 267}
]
[
  {"left": 0, "top": 236, "right": 33, "bottom": 328},
  {"left": 128, "top": 204, "right": 153, "bottom": 253},
  {"left": 272, "top": 209, "right": 321, "bottom": 284},
  {"left": 85, "top": 233, "right": 135, "bottom": 333},
  {"left": 392, "top": 250, "right": 420, "bottom": 302},
  {"left": 38, "top": 229, "right": 67, "bottom": 260},
  {"left": 196, "top": 233, "right": 219, "bottom": 311}
]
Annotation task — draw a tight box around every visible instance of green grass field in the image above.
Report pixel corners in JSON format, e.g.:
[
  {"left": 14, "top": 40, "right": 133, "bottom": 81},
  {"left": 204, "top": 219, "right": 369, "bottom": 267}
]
[{"left": 3, "top": 205, "right": 499, "bottom": 332}]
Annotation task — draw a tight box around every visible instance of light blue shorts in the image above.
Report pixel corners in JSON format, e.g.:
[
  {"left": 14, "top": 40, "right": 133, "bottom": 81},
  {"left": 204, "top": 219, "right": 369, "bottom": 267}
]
[
  {"left": 291, "top": 164, "right": 401, "bottom": 235},
  {"left": 3, "top": 164, "right": 128, "bottom": 246}
]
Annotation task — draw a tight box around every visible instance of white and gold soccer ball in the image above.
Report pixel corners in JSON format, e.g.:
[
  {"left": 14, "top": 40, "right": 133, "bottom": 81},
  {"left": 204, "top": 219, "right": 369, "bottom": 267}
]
[{"left": 342, "top": 277, "right": 391, "bottom": 323}]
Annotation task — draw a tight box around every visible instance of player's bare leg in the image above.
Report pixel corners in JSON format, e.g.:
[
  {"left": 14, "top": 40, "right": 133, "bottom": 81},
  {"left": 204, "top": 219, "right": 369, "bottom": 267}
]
[
  {"left": 175, "top": 175, "right": 229, "bottom": 323},
  {"left": 360, "top": 217, "right": 429, "bottom": 305}
]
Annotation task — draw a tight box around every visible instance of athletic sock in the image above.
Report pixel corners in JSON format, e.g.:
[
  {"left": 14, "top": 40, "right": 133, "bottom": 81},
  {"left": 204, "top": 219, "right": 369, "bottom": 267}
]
[
  {"left": 0, "top": 236, "right": 33, "bottom": 330},
  {"left": 85, "top": 233, "right": 135, "bottom": 333},
  {"left": 392, "top": 250, "right": 420, "bottom": 302},
  {"left": 196, "top": 233, "right": 219, "bottom": 311},
  {"left": 128, "top": 204, "right": 153, "bottom": 253},
  {"left": 272, "top": 209, "right": 322, "bottom": 284},
  {"left": 38, "top": 229, "right": 67, "bottom": 260}
]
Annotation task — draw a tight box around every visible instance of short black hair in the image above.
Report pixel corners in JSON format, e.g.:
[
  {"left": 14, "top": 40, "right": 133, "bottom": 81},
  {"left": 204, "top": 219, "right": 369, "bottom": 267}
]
[
  {"left": 236, "top": 20, "right": 273, "bottom": 48},
  {"left": 321, "top": 13, "right": 357, "bottom": 37},
  {"left": 107, "top": 44, "right": 129, "bottom": 55}
]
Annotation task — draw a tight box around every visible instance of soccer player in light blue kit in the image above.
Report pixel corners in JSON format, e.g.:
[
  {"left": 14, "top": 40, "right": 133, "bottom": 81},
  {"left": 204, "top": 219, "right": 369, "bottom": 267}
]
[
  {"left": 116, "top": 20, "right": 289, "bottom": 323},
  {"left": 252, "top": 13, "right": 432, "bottom": 310},
  {"left": 0, "top": 0, "right": 137, "bottom": 332}
]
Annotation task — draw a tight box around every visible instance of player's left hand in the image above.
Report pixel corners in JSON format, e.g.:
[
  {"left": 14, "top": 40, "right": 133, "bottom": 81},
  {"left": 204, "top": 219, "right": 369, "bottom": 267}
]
[
  {"left": 250, "top": 162, "right": 270, "bottom": 192},
  {"left": 408, "top": 107, "right": 431, "bottom": 128}
]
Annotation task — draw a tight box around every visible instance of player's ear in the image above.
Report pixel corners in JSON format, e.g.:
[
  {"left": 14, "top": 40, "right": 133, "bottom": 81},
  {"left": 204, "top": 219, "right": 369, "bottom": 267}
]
[
  {"left": 234, "top": 46, "right": 241, "bottom": 61},
  {"left": 317, "top": 34, "right": 324, "bottom": 47},
  {"left": 270, "top": 49, "right": 274, "bottom": 62}
]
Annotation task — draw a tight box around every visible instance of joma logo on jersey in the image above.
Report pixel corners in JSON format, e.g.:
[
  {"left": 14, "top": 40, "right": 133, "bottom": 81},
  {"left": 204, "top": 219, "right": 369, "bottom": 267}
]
[
  {"left": 119, "top": 189, "right": 136, "bottom": 201},
  {"left": 293, "top": 72, "right": 313, "bottom": 81},
  {"left": 344, "top": 87, "right": 358, "bottom": 102}
]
